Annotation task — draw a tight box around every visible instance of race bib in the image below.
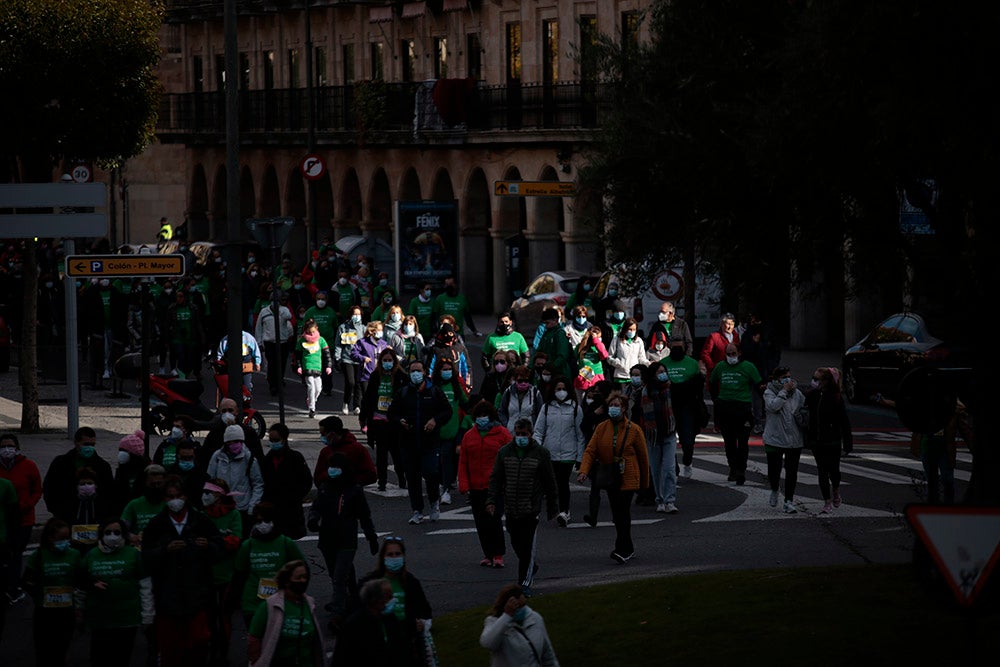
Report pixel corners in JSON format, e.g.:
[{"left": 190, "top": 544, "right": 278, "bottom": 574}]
[
  {"left": 257, "top": 577, "right": 279, "bottom": 599},
  {"left": 43, "top": 585, "right": 74, "bottom": 609},
  {"left": 377, "top": 395, "right": 392, "bottom": 413},
  {"left": 72, "top": 524, "right": 99, "bottom": 545},
  {"left": 340, "top": 331, "right": 358, "bottom": 346}
]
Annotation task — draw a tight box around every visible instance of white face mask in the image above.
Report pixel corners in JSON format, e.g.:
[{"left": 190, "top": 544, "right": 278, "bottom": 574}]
[
  {"left": 201, "top": 492, "right": 217, "bottom": 507},
  {"left": 102, "top": 533, "right": 124, "bottom": 549},
  {"left": 403, "top": 325, "right": 415, "bottom": 336},
  {"left": 554, "top": 389, "right": 568, "bottom": 402},
  {"left": 255, "top": 521, "right": 274, "bottom": 535},
  {"left": 166, "top": 498, "right": 186, "bottom": 513},
  {"left": 0, "top": 446, "right": 17, "bottom": 462},
  {"left": 220, "top": 412, "right": 237, "bottom": 425},
  {"left": 316, "top": 299, "right": 327, "bottom": 308},
  {"left": 658, "top": 312, "right": 671, "bottom": 322},
  {"left": 726, "top": 355, "right": 739, "bottom": 365},
  {"left": 117, "top": 450, "right": 130, "bottom": 465}
]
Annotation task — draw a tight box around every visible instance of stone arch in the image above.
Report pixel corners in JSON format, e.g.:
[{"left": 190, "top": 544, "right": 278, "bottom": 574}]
[
  {"left": 211, "top": 164, "right": 227, "bottom": 240},
  {"left": 284, "top": 168, "right": 307, "bottom": 265},
  {"left": 337, "top": 168, "right": 362, "bottom": 238},
  {"left": 367, "top": 168, "right": 392, "bottom": 242},
  {"left": 314, "top": 172, "right": 334, "bottom": 241},
  {"left": 239, "top": 165, "right": 256, "bottom": 241},
  {"left": 429, "top": 168, "right": 454, "bottom": 202},
  {"left": 189, "top": 164, "right": 210, "bottom": 241},
  {"left": 461, "top": 167, "right": 495, "bottom": 311},
  {"left": 259, "top": 165, "right": 280, "bottom": 217},
  {"left": 399, "top": 167, "right": 421, "bottom": 202},
  {"left": 498, "top": 166, "right": 526, "bottom": 234},
  {"left": 531, "top": 165, "right": 565, "bottom": 271}
]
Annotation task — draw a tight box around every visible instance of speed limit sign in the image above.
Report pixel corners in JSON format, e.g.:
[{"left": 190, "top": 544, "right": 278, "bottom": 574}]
[{"left": 71, "top": 163, "right": 93, "bottom": 183}]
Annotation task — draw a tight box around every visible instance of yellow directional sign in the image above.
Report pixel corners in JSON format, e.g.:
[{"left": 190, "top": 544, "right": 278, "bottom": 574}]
[
  {"left": 66, "top": 254, "right": 185, "bottom": 278},
  {"left": 494, "top": 180, "right": 576, "bottom": 197}
]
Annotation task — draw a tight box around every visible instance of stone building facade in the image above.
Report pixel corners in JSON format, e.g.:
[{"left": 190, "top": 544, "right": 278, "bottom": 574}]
[{"left": 120, "top": 0, "right": 653, "bottom": 312}]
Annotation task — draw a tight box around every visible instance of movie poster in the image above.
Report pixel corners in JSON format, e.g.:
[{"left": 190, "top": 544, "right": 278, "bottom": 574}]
[{"left": 394, "top": 200, "right": 458, "bottom": 293}]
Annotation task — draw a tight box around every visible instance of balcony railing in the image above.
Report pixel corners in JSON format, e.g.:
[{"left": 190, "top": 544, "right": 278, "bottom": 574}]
[{"left": 156, "top": 80, "right": 611, "bottom": 142}]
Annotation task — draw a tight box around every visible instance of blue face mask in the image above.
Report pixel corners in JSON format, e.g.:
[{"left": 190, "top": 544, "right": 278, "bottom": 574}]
[
  {"left": 320, "top": 435, "right": 329, "bottom": 446},
  {"left": 630, "top": 376, "right": 643, "bottom": 386},
  {"left": 327, "top": 467, "right": 342, "bottom": 479},
  {"left": 608, "top": 406, "right": 623, "bottom": 420},
  {"left": 178, "top": 460, "right": 195, "bottom": 471},
  {"left": 384, "top": 556, "right": 404, "bottom": 572},
  {"left": 79, "top": 445, "right": 96, "bottom": 459},
  {"left": 515, "top": 435, "right": 530, "bottom": 448},
  {"left": 351, "top": 314, "right": 362, "bottom": 324},
  {"left": 476, "top": 416, "right": 491, "bottom": 430},
  {"left": 657, "top": 372, "right": 669, "bottom": 383},
  {"left": 410, "top": 371, "right": 424, "bottom": 385},
  {"left": 625, "top": 330, "right": 636, "bottom": 340},
  {"left": 440, "top": 370, "right": 453, "bottom": 381},
  {"left": 53, "top": 539, "right": 71, "bottom": 552},
  {"left": 269, "top": 440, "right": 283, "bottom": 451},
  {"left": 575, "top": 316, "right": 587, "bottom": 326},
  {"left": 382, "top": 361, "right": 394, "bottom": 371},
  {"left": 513, "top": 607, "right": 528, "bottom": 623}
]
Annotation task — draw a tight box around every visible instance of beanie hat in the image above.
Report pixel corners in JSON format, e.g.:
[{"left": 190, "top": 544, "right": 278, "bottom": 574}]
[
  {"left": 118, "top": 430, "right": 146, "bottom": 458},
  {"left": 224, "top": 424, "right": 245, "bottom": 443}
]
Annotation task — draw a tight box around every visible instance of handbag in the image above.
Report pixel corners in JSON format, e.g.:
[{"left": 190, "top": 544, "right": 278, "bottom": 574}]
[{"left": 591, "top": 423, "right": 629, "bottom": 490}]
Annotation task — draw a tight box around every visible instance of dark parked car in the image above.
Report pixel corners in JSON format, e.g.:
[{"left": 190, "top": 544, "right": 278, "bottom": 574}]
[
  {"left": 509, "top": 270, "right": 601, "bottom": 339},
  {"left": 841, "top": 312, "right": 958, "bottom": 404}
]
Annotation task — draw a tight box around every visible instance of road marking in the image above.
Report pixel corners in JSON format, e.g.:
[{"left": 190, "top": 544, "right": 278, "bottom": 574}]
[{"left": 853, "top": 453, "right": 972, "bottom": 482}]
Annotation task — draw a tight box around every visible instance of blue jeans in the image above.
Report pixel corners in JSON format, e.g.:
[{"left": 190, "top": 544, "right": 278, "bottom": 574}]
[{"left": 649, "top": 433, "right": 678, "bottom": 504}]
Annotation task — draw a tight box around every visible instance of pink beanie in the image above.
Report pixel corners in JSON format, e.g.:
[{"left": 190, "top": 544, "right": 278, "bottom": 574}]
[
  {"left": 118, "top": 430, "right": 146, "bottom": 458},
  {"left": 827, "top": 367, "right": 841, "bottom": 387}
]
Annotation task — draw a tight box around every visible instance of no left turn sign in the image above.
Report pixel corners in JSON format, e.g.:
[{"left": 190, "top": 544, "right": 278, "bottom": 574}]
[{"left": 300, "top": 153, "right": 326, "bottom": 181}]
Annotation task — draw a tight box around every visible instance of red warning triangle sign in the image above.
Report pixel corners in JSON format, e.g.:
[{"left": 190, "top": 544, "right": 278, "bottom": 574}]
[{"left": 905, "top": 505, "right": 1000, "bottom": 607}]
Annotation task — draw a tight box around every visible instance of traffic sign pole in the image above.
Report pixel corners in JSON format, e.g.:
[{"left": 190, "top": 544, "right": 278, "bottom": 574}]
[{"left": 64, "top": 240, "right": 80, "bottom": 438}]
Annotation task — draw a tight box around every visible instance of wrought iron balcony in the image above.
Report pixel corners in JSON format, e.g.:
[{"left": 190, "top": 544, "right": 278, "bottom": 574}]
[{"left": 156, "top": 80, "right": 610, "bottom": 144}]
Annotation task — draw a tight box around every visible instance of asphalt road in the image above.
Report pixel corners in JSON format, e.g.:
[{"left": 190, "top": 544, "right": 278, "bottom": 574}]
[{"left": 1, "top": 341, "right": 938, "bottom": 666}]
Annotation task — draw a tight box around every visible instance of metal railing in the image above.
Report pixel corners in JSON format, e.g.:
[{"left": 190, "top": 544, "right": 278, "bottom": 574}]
[{"left": 156, "top": 80, "right": 611, "bottom": 141}]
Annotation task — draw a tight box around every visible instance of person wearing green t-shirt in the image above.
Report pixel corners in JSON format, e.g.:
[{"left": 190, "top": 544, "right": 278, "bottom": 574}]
[
  {"left": 431, "top": 275, "right": 481, "bottom": 338},
  {"left": 121, "top": 465, "right": 167, "bottom": 543},
  {"left": 232, "top": 502, "right": 305, "bottom": 629},
  {"left": 82, "top": 518, "right": 153, "bottom": 666},
  {"left": 406, "top": 282, "right": 436, "bottom": 338},
  {"left": 22, "top": 518, "right": 82, "bottom": 667},
  {"left": 333, "top": 271, "right": 360, "bottom": 322},
  {"left": 432, "top": 358, "right": 471, "bottom": 506},
  {"left": 247, "top": 560, "right": 326, "bottom": 666},
  {"left": 709, "top": 342, "right": 762, "bottom": 485},
  {"left": 303, "top": 291, "right": 339, "bottom": 396},
  {"left": 661, "top": 340, "right": 706, "bottom": 479},
  {"left": 481, "top": 312, "right": 529, "bottom": 371},
  {"left": 294, "top": 320, "right": 333, "bottom": 419}
]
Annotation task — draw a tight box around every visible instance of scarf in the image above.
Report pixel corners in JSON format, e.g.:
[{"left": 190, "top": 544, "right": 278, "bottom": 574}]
[{"left": 640, "top": 383, "right": 675, "bottom": 441}]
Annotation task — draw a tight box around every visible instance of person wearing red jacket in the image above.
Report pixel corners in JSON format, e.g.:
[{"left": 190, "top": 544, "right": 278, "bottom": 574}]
[
  {"left": 458, "top": 401, "right": 512, "bottom": 569},
  {"left": 0, "top": 433, "right": 41, "bottom": 602},
  {"left": 313, "top": 416, "right": 377, "bottom": 489},
  {"left": 698, "top": 312, "right": 740, "bottom": 378}
]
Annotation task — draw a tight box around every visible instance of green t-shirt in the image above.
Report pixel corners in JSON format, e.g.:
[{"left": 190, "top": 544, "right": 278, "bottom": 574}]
[
  {"left": 304, "top": 305, "right": 337, "bottom": 342},
  {"left": 407, "top": 296, "right": 435, "bottom": 337},
  {"left": 388, "top": 577, "right": 407, "bottom": 622},
  {"left": 248, "top": 597, "right": 317, "bottom": 664},
  {"left": 0, "top": 478, "right": 16, "bottom": 542},
  {"left": 482, "top": 331, "right": 528, "bottom": 362},
  {"left": 662, "top": 355, "right": 701, "bottom": 384},
  {"left": 172, "top": 305, "right": 195, "bottom": 343},
  {"left": 710, "top": 360, "right": 762, "bottom": 403},
  {"left": 209, "top": 509, "right": 244, "bottom": 585},
  {"left": 296, "top": 336, "right": 329, "bottom": 373},
  {"left": 334, "top": 284, "right": 357, "bottom": 320},
  {"left": 439, "top": 382, "right": 467, "bottom": 439},
  {"left": 236, "top": 536, "right": 305, "bottom": 614},
  {"left": 122, "top": 496, "right": 166, "bottom": 536},
  {"left": 374, "top": 375, "right": 394, "bottom": 420},
  {"left": 83, "top": 546, "right": 146, "bottom": 628},
  {"left": 26, "top": 546, "right": 82, "bottom": 608},
  {"left": 432, "top": 293, "right": 470, "bottom": 334}
]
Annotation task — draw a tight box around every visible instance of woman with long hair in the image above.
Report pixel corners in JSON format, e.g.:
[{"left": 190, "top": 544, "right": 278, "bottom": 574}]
[
  {"left": 803, "top": 366, "right": 853, "bottom": 513},
  {"left": 480, "top": 583, "right": 559, "bottom": 666}
]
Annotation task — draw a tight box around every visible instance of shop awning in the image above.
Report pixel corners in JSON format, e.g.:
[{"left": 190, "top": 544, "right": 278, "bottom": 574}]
[
  {"left": 401, "top": 2, "right": 426, "bottom": 19},
  {"left": 442, "top": 0, "right": 467, "bottom": 12},
  {"left": 369, "top": 5, "right": 393, "bottom": 23}
]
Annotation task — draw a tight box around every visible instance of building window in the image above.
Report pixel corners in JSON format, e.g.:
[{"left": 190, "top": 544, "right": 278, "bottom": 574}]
[
  {"left": 263, "top": 50, "right": 275, "bottom": 90},
  {"left": 343, "top": 44, "right": 355, "bottom": 84},
  {"left": 467, "top": 33, "right": 482, "bottom": 79},
  {"left": 315, "top": 46, "right": 327, "bottom": 86},
  {"left": 239, "top": 52, "right": 250, "bottom": 90},
  {"left": 543, "top": 20, "right": 558, "bottom": 83},
  {"left": 579, "top": 15, "right": 597, "bottom": 81},
  {"left": 401, "top": 39, "right": 416, "bottom": 82},
  {"left": 433, "top": 37, "right": 448, "bottom": 79},
  {"left": 506, "top": 22, "right": 521, "bottom": 81},
  {"left": 288, "top": 49, "right": 300, "bottom": 88},
  {"left": 622, "top": 11, "right": 640, "bottom": 50},
  {"left": 193, "top": 56, "right": 204, "bottom": 93},
  {"left": 371, "top": 42, "right": 384, "bottom": 81},
  {"left": 215, "top": 54, "right": 225, "bottom": 90}
]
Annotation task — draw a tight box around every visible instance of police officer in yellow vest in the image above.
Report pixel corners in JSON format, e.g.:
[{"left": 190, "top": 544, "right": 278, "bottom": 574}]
[{"left": 157, "top": 217, "right": 173, "bottom": 243}]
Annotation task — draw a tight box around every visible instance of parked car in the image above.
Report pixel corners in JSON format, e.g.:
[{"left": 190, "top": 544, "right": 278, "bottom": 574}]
[
  {"left": 841, "top": 312, "right": 959, "bottom": 404},
  {"left": 509, "top": 270, "right": 600, "bottom": 338}
]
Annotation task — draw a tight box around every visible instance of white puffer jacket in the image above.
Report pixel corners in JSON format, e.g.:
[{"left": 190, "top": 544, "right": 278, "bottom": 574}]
[
  {"left": 480, "top": 608, "right": 560, "bottom": 667},
  {"left": 762, "top": 381, "right": 806, "bottom": 449},
  {"left": 532, "top": 400, "right": 584, "bottom": 463}
]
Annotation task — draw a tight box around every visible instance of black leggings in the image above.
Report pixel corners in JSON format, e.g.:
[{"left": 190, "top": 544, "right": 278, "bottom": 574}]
[
  {"left": 551, "top": 461, "right": 574, "bottom": 514},
  {"left": 368, "top": 419, "right": 402, "bottom": 488},
  {"left": 342, "top": 363, "right": 361, "bottom": 409},
  {"left": 716, "top": 399, "right": 753, "bottom": 477},
  {"left": 812, "top": 445, "right": 842, "bottom": 500},
  {"left": 766, "top": 448, "right": 802, "bottom": 500}
]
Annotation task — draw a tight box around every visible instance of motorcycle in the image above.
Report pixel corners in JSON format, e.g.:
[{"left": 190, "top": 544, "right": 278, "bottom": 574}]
[{"left": 115, "top": 354, "right": 267, "bottom": 438}]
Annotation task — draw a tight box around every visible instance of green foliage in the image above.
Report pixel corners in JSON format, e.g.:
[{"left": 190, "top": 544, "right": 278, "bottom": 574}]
[
  {"left": 352, "top": 79, "right": 388, "bottom": 145},
  {"left": 0, "top": 0, "right": 163, "bottom": 167},
  {"left": 432, "top": 565, "right": 999, "bottom": 666}
]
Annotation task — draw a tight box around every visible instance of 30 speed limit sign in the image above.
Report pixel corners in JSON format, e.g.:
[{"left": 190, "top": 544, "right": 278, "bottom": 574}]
[{"left": 71, "top": 163, "right": 93, "bottom": 183}]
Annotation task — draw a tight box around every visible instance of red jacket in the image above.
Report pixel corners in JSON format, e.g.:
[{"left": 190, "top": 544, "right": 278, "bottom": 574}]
[
  {"left": 313, "top": 431, "right": 377, "bottom": 488},
  {"left": 0, "top": 454, "right": 43, "bottom": 526},
  {"left": 457, "top": 424, "right": 511, "bottom": 493},
  {"left": 699, "top": 330, "right": 741, "bottom": 375}
]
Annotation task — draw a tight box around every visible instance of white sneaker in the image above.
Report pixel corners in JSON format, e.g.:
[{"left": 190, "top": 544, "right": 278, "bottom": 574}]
[
  {"left": 556, "top": 511, "right": 569, "bottom": 527},
  {"left": 353, "top": 406, "right": 361, "bottom": 415},
  {"left": 655, "top": 504, "right": 667, "bottom": 514},
  {"left": 341, "top": 405, "right": 349, "bottom": 415},
  {"left": 408, "top": 511, "right": 423, "bottom": 525},
  {"left": 103, "top": 370, "right": 111, "bottom": 380},
  {"left": 665, "top": 503, "right": 679, "bottom": 514},
  {"left": 440, "top": 490, "right": 452, "bottom": 505},
  {"left": 429, "top": 501, "right": 440, "bottom": 522},
  {"left": 783, "top": 500, "right": 798, "bottom": 514},
  {"left": 769, "top": 490, "right": 779, "bottom": 507},
  {"left": 680, "top": 465, "right": 693, "bottom": 479}
]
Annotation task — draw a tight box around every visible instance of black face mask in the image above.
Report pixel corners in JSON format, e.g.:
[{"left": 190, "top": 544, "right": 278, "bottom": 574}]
[
  {"left": 287, "top": 580, "right": 308, "bottom": 595},
  {"left": 496, "top": 323, "right": 513, "bottom": 335},
  {"left": 669, "top": 347, "right": 685, "bottom": 361}
]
